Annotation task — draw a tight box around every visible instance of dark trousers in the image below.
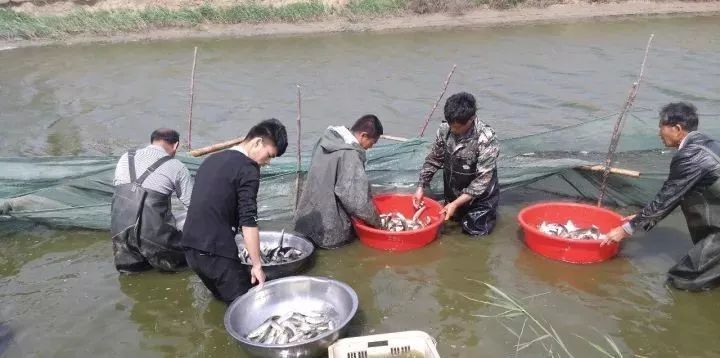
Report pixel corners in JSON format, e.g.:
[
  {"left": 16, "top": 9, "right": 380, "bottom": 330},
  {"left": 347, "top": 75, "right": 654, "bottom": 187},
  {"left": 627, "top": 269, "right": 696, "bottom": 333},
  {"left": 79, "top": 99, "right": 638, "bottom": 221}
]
[
  {"left": 185, "top": 248, "right": 251, "bottom": 304},
  {"left": 451, "top": 193, "right": 500, "bottom": 237}
]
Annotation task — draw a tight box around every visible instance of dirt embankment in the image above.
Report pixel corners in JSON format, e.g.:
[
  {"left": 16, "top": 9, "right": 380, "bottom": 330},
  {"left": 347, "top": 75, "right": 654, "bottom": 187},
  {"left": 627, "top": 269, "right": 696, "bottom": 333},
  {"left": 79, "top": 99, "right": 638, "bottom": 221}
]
[{"left": 1, "top": 1, "right": 719, "bottom": 48}]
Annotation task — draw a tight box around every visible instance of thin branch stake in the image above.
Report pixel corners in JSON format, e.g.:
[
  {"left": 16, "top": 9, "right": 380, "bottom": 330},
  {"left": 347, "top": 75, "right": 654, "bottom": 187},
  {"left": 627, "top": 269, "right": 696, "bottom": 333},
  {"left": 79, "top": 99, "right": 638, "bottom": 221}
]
[
  {"left": 597, "top": 34, "right": 654, "bottom": 206},
  {"left": 294, "top": 84, "right": 302, "bottom": 212},
  {"left": 419, "top": 65, "right": 457, "bottom": 137},
  {"left": 187, "top": 46, "right": 198, "bottom": 150}
]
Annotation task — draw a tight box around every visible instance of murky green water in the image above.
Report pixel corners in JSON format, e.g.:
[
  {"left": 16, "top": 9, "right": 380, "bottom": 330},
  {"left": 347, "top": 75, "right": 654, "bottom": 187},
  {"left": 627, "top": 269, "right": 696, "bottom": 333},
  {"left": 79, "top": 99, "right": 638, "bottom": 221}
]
[{"left": 2, "top": 15, "right": 720, "bottom": 358}]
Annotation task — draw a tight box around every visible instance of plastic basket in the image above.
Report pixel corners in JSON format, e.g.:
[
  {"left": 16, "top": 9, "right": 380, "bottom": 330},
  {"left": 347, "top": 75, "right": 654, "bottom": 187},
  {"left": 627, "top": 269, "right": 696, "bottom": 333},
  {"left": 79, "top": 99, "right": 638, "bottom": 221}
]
[{"left": 328, "top": 330, "right": 440, "bottom": 358}]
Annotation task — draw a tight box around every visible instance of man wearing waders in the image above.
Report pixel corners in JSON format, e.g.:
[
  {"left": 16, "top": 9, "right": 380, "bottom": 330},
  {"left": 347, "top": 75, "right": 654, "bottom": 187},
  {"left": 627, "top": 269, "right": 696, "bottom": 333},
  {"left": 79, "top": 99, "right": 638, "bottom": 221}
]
[
  {"left": 294, "top": 115, "right": 383, "bottom": 248},
  {"left": 413, "top": 92, "right": 500, "bottom": 237},
  {"left": 111, "top": 129, "right": 193, "bottom": 273},
  {"left": 182, "top": 119, "right": 287, "bottom": 303},
  {"left": 603, "top": 102, "right": 720, "bottom": 291}
]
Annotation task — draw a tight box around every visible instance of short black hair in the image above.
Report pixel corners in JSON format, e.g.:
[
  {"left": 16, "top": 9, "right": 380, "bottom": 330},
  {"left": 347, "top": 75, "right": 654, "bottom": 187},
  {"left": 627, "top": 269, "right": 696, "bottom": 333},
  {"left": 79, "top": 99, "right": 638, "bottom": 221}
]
[
  {"left": 350, "top": 114, "right": 384, "bottom": 139},
  {"left": 659, "top": 102, "right": 699, "bottom": 132},
  {"left": 444, "top": 92, "right": 477, "bottom": 125},
  {"left": 150, "top": 128, "right": 180, "bottom": 144},
  {"left": 244, "top": 118, "right": 288, "bottom": 157}
]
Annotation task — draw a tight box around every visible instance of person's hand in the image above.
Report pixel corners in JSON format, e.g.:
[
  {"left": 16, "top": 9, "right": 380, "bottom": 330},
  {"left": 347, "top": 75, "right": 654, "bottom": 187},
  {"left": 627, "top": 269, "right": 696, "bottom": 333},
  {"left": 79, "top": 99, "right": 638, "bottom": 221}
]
[
  {"left": 413, "top": 187, "right": 425, "bottom": 209},
  {"left": 600, "top": 226, "right": 630, "bottom": 246},
  {"left": 440, "top": 202, "right": 458, "bottom": 221},
  {"left": 250, "top": 264, "right": 266, "bottom": 288}
]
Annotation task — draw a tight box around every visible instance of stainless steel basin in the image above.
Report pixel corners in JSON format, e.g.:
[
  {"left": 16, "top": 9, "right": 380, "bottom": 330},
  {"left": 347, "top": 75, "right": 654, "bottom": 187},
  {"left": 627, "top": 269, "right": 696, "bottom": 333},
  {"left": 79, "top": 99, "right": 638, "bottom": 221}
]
[
  {"left": 236, "top": 231, "right": 315, "bottom": 281},
  {"left": 224, "top": 276, "right": 359, "bottom": 357}
]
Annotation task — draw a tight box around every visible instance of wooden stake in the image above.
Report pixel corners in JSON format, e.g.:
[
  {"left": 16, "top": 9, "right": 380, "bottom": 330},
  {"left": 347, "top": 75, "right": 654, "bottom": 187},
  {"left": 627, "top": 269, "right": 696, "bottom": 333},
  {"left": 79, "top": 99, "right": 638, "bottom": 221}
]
[
  {"left": 380, "top": 134, "right": 409, "bottom": 142},
  {"left": 189, "top": 136, "right": 243, "bottom": 157},
  {"left": 419, "top": 65, "right": 457, "bottom": 137},
  {"left": 187, "top": 46, "right": 198, "bottom": 150},
  {"left": 580, "top": 165, "right": 640, "bottom": 178},
  {"left": 294, "top": 84, "right": 302, "bottom": 212},
  {"left": 597, "top": 34, "right": 654, "bottom": 206}
]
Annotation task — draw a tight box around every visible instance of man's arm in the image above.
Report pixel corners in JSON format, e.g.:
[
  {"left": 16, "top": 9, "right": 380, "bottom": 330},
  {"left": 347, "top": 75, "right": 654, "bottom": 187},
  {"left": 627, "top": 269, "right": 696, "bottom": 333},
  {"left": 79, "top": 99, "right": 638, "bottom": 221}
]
[
  {"left": 418, "top": 128, "right": 446, "bottom": 188},
  {"left": 236, "top": 167, "right": 265, "bottom": 287},
  {"left": 174, "top": 165, "right": 194, "bottom": 208},
  {"left": 113, "top": 153, "right": 129, "bottom": 186},
  {"left": 627, "top": 147, "right": 707, "bottom": 233}
]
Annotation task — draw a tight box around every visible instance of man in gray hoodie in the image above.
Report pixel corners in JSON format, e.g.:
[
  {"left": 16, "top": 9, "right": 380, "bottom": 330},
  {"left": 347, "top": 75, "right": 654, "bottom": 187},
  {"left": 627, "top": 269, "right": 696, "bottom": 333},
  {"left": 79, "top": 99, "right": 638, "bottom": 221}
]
[{"left": 294, "top": 115, "right": 383, "bottom": 248}]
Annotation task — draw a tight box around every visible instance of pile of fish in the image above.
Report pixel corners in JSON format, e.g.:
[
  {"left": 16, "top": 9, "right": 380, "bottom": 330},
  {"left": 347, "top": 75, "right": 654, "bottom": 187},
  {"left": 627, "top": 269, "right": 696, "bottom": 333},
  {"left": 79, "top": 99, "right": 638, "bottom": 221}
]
[
  {"left": 239, "top": 246, "right": 303, "bottom": 265},
  {"left": 245, "top": 311, "right": 334, "bottom": 345},
  {"left": 380, "top": 204, "right": 432, "bottom": 232},
  {"left": 538, "top": 220, "right": 603, "bottom": 240}
]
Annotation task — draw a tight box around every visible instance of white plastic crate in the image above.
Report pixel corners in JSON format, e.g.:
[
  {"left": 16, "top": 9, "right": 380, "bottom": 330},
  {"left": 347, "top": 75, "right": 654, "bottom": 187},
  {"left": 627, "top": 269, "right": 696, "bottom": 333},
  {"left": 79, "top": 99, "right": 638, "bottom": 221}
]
[{"left": 328, "top": 330, "right": 440, "bottom": 358}]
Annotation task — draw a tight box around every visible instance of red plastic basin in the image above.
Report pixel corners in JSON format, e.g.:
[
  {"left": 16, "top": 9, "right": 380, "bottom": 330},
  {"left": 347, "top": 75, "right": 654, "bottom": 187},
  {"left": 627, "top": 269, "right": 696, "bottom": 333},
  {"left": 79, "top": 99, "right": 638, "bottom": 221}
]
[
  {"left": 352, "top": 193, "right": 443, "bottom": 251},
  {"left": 517, "top": 202, "right": 622, "bottom": 264}
]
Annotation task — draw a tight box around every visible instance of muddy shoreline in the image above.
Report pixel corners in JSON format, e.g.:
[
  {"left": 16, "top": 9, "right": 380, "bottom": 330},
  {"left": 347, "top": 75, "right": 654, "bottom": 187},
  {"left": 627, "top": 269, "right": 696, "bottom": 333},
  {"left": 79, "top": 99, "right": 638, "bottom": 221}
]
[{"left": 1, "top": 1, "right": 719, "bottom": 49}]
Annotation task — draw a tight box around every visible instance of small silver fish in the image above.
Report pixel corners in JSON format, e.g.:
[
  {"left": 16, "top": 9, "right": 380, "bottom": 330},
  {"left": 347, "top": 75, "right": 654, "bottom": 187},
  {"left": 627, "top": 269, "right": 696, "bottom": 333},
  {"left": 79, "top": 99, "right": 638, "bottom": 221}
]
[{"left": 245, "top": 311, "right": 334, "bottom": 345}]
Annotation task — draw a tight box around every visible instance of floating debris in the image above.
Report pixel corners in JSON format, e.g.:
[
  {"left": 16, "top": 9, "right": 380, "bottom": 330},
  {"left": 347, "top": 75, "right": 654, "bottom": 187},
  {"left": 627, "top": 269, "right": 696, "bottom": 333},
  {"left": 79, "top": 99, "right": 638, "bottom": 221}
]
[
  {"left": 380, "top": 204, "right": 432, "bottom": 232},
  {"left": 538, "top": 220, "right": 602, "bottom": 240},
  {"left": 239, "top": 246, "right": 303, "bottom": 265},
  {"left": 246, "top": 311, "right": 334, "bottom": 345}
]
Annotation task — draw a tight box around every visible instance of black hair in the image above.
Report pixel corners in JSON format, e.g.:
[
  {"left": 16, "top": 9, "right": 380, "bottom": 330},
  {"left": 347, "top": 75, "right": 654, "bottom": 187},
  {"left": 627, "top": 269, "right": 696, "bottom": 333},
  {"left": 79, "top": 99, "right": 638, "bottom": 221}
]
[
  {"left": 350, "top": 114, "right": 384, "bottom": 139},
  {"left": 659, "top": 102, "right": 699, "bottom": 132},
  {"left": 244, "top": 118, "right": 288, "bottom": 157},
  {"left": 150, "top": 128, "right": 180, "bottom": 144},
  {"left": 444, "top": 92, "right": 477, "bottom": 125}
]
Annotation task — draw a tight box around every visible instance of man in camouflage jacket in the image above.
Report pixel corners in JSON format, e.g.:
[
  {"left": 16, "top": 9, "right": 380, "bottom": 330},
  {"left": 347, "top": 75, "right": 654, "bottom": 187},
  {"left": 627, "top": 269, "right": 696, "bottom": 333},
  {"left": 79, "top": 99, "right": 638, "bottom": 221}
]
[{"left": 413, "top": 92, "right": 500, "bottom": 236}]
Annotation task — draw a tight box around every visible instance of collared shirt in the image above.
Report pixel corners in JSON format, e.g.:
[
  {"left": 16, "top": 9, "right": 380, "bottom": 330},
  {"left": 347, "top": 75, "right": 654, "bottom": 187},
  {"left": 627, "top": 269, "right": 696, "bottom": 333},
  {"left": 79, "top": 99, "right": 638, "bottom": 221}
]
[
  {"left": 328, "top": 126, "right": 359, "bottom": 145},
  {"left": 679, "top": 131, "right": 696, "bottom": 150},
  {"left": 113, "top": 144, "right": 193, "bottom": 207},
  {"left": 230, "top": 145, "right": 249, "bottom": 156}
]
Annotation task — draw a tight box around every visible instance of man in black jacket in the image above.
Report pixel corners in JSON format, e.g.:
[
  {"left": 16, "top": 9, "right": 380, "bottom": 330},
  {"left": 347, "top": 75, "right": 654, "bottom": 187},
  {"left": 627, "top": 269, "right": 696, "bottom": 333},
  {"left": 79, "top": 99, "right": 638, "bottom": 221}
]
[
  {"left": 602, "top": 102, "right": 720, "bottom": 291},
  {"left": 182, "top": 119, "right": 287, "bottom": 303}
]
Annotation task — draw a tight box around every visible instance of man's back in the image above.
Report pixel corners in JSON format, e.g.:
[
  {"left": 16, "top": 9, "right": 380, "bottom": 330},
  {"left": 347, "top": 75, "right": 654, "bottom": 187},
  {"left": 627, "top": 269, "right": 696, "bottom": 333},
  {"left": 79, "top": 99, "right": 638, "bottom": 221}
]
[
  {"left": 182, "top": 150, "right": 260, "bottom": 260},
  {"left": 294, "top": 127, "right": 379, "bottom": 248},
  {"left": 114, "top": 144, "right": 193, "bottom": 207}
]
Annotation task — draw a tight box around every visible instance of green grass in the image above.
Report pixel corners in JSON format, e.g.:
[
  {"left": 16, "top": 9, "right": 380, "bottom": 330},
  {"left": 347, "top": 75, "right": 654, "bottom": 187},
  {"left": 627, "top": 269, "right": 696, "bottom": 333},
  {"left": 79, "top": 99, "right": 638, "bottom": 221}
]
[
  {"left": 0, "top": 0, "right": 542, "bottom": 40},
  {"left": 0, "top": 2, "right": 331, "bottom": 40}
]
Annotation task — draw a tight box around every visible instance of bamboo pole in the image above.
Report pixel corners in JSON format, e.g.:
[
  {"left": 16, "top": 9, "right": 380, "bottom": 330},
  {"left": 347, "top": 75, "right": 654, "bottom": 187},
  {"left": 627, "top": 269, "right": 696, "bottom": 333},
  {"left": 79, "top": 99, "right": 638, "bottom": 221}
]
[
  {"left": 419, "top": 65, "right": 457, "bottom": 137},
  {"left": 189, "top": 136, "right": 244, "bottom": 157},
  {"left": 187, "top": 46, "right": 198, "bottom": 150},
  {"left": 380, "top": 135, "right": 409, "bottom": 142},
  {"left": 580, "top": 165, "right": 640, "bottom": 178},
  {"left": 597, "top": 34, "right": 654, "bottom": 206},
  {"left": 294, "top": 84, "right": 302, "bottom": 212}
]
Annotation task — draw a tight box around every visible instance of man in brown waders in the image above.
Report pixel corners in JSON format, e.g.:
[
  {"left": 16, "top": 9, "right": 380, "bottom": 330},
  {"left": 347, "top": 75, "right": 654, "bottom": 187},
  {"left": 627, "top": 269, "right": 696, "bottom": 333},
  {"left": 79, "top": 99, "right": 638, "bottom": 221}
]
[
  {"left": 110, "top": 128, "right": 193, "bottom": 273},
  {"left": 603, "top": 102, "right": 720, "bottom": 291}
]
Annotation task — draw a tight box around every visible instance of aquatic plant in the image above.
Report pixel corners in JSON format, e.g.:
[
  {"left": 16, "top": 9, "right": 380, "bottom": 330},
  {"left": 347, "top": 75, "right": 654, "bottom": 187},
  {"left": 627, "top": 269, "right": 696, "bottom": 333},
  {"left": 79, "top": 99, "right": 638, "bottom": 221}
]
[{"left": 462, "top": 278, "right": 624, "bottom": 358}]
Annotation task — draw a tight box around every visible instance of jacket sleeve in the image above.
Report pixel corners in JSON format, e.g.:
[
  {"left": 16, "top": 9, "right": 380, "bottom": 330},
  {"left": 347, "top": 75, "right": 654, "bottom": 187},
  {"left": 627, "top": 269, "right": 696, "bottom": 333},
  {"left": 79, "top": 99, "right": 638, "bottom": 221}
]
[
  {"left": 334, "top": 153, "right": 381, "bottom": 227},
  {"left": 629, "top": 147, "right": 707, "bottom": 232},
  {"left": 236, "top": 166, "right": 260, "bottom": 228},
  {"left": 419, "top": 128, "right": 445, "bottom": 188},
  {"left": 462, "top": 132, "right": 500, "bottom": 197}
]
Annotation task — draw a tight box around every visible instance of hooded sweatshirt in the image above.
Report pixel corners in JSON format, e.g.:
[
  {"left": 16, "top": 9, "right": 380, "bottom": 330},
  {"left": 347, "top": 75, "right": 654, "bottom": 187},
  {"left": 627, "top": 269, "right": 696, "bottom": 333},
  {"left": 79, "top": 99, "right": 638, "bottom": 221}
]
[{"left": 293, "top": 126, "right": 380, "bottom": 248}]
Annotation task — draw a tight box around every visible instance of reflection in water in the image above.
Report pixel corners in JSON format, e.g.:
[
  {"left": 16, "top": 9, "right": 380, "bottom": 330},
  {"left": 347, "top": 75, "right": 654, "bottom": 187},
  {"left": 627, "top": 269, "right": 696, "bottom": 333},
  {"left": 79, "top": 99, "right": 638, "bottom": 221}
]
[
  {"left": 117, "top": 273, "right": 243, "bottom": 357},
  {"left": 46, "top": 118, "right": 83, "bottom": 156}
]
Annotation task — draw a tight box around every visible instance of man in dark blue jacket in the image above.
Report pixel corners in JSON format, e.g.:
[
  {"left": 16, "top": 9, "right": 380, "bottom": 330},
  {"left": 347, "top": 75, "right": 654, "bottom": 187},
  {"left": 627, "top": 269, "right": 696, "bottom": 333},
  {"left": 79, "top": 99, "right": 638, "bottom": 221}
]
[
  {"left": 182, "top": 119, "right": 287, "bottom": 303},
  {"left": 603, "top": 102, "right": 720, "bottom": 291}
]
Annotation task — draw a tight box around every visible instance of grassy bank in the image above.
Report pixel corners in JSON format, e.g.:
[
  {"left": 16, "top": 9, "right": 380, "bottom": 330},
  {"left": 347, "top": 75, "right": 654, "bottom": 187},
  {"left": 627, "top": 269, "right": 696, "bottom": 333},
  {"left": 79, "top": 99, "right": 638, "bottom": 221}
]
[{"left": 0, "top": 0, "right": 542, "bottom": 40}]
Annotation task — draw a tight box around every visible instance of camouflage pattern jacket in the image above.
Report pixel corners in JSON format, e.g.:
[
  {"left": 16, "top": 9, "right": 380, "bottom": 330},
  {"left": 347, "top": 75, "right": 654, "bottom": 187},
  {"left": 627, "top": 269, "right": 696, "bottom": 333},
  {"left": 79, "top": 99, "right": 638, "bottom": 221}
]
[{"left": 419, "top": 118, "right": 500, "bottom": 201}]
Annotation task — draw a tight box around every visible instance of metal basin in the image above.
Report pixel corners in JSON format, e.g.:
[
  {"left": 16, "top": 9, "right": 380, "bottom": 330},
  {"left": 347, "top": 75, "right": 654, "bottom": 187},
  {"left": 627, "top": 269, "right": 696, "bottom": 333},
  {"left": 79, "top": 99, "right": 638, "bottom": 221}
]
[
  {"left": 236, "top": 231, "right": 315, "bottom": 281},
  {"left": 225, "top": 276, "right": 359, "bottom": 358}
]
